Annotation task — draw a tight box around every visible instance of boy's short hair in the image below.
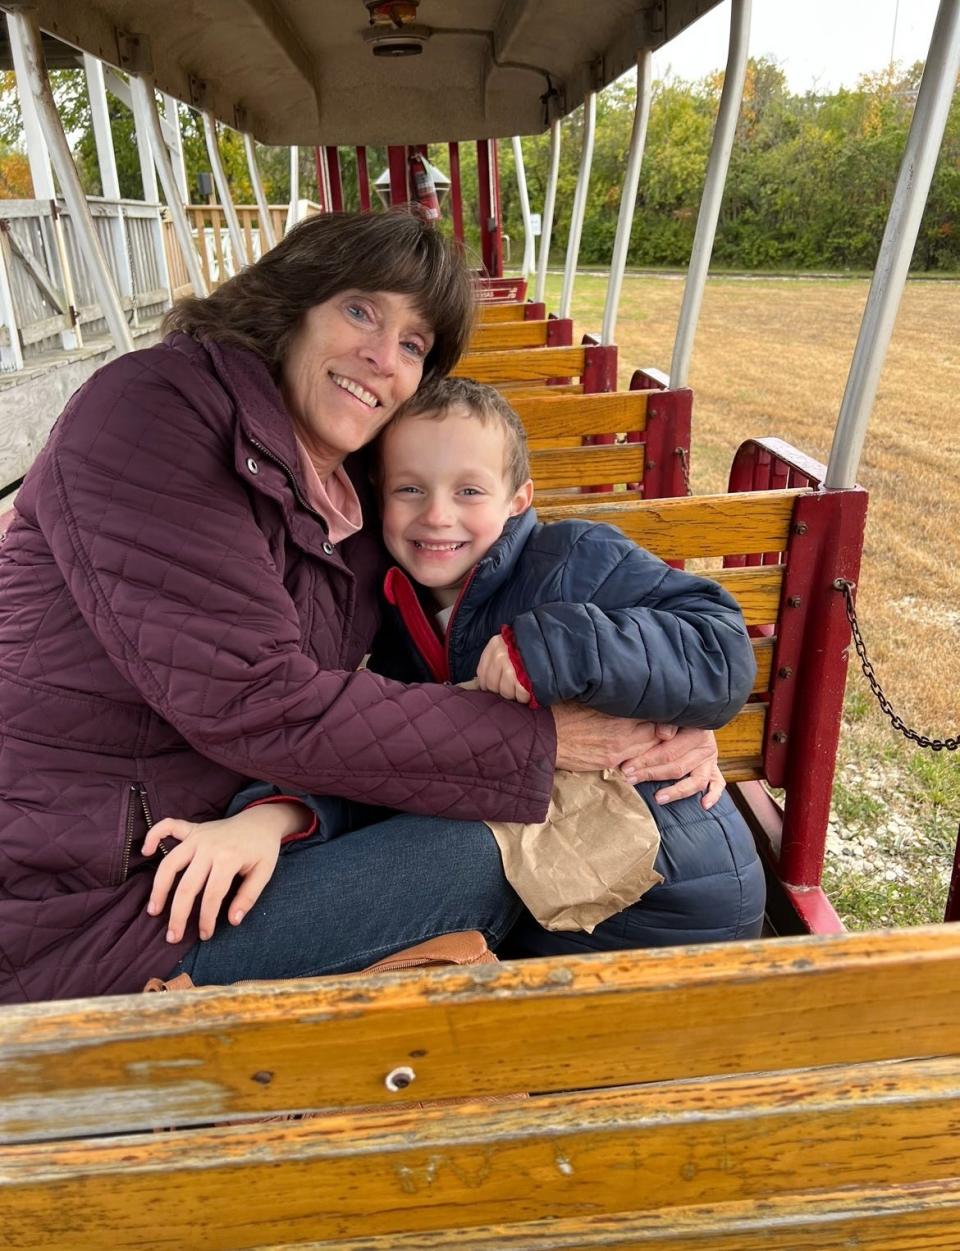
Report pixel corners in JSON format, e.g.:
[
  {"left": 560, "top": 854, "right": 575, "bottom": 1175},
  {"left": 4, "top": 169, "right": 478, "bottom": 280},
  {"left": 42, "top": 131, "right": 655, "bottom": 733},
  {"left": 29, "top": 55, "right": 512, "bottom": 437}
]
[{"left": 381, "top": 376, "right": 531, "bottom": 492}]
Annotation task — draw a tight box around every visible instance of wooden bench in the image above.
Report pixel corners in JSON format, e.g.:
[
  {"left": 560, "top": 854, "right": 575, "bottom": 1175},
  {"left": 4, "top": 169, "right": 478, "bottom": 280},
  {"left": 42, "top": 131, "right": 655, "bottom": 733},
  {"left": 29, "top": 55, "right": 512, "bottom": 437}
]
[
  {"left": 3, "top": 925, "right": 959, "bottom": 1248},
  {"left": 477, "top": 300, "right": 546, "bottom": 324},
  {"left": 454, "top": 341, "right": 618, "bottom": 393},
  {"left": 469, "top": 317, "right": 574, "bottom": 353},
  {"left": 515, "top": 387, "right": 691, "bottom": 500},
  {"left": 539, "top": 436, "right": 868, "bottom": 935}
]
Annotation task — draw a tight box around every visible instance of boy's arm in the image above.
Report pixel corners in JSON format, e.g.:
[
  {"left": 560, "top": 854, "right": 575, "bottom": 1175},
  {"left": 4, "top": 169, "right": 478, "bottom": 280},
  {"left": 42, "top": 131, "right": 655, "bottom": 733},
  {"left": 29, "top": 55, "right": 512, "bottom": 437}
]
[{"left": 509, "top": 528, "right": 756, "bottom": 729}]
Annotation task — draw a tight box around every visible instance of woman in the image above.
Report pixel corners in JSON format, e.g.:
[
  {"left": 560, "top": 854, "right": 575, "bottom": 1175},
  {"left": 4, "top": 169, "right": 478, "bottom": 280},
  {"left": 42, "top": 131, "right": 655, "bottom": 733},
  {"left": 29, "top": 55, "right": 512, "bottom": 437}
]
[{"left": 0, "top": 211, "right": 717, "bottom": 1003}]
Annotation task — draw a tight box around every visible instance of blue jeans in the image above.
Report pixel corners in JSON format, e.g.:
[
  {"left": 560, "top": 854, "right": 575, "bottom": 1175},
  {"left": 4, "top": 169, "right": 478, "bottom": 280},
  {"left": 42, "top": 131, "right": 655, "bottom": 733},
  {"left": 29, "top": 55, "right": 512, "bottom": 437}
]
[{"left": 175, "top": 812, "right": 523, "bottom": 984}]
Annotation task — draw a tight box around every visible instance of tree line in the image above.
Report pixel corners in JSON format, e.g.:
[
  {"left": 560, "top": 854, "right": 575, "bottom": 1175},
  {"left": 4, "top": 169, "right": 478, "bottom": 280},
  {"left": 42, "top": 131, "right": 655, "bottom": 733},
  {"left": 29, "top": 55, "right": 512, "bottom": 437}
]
[{"left": 1, "top": 58, "right": 958, "bottom": 272}]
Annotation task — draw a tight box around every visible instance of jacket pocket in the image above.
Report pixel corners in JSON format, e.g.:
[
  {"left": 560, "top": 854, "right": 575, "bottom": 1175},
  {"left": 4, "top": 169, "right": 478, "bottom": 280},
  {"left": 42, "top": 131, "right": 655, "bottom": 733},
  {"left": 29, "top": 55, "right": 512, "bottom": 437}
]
[{"left": 114, "top": 783, "right": 155, "bottom": 886}]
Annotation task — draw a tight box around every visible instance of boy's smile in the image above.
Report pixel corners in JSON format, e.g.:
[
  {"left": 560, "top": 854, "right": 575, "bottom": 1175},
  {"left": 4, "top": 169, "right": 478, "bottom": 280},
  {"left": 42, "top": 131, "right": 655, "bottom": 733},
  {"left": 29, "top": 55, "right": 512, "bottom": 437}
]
[{"left": 380, "top": 408, "right": 533, "bottom": 608}]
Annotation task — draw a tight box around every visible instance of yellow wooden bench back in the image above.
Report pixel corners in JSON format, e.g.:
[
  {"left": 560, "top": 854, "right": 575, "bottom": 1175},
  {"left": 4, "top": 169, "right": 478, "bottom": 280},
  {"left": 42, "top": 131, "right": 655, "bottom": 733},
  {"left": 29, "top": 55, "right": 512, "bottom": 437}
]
[
  {"left": 469, "top": 319, "right": 552, "bottom": 351},
  {"left": 477, "top": 302, "right": 529, "bottom": 323},
  {"left": 3, "top": 926, "right": 960, "bottom": 1248},
  {"left": 454, "top": 345, "right": 589, "bottom": 385},
  {"left": 534, "top": 489, "right": 804, "bottom": 781}
]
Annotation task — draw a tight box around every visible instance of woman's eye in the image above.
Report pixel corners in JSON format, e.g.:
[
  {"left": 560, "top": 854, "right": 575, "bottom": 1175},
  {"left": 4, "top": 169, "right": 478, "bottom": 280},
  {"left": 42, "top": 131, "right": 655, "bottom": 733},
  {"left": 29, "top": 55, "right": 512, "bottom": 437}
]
[
  {"left": 346, "top": 303, "right": 371, "bottom": 322},
  {"left": 401, "top": 339, "right": 427, "bottom": 358}
]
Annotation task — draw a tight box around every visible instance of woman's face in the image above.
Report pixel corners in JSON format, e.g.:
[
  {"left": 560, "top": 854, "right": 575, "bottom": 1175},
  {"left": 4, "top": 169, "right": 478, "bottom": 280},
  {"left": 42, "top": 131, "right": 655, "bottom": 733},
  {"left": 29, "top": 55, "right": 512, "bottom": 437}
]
[{"left": 281, "top": 290, "right": 435, "bottom": 477}]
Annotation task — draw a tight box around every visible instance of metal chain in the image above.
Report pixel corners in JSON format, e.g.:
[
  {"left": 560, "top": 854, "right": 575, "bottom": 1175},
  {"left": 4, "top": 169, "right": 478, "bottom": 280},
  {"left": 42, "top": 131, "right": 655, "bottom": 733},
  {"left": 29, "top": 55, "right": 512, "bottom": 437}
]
[
  {"left": 834, "top": 578, "right": 959, "bottom": 752},
  {"left": 676, "top": 446, "right": 692, "bottom": 496}
]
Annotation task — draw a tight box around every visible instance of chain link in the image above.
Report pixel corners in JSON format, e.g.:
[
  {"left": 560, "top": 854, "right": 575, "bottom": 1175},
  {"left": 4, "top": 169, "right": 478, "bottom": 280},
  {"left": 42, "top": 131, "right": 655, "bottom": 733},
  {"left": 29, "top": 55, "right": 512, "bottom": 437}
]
[
  {"left": 676, "top": 446, "right": 692, "bottom": 496},
  {"left": 834, "top": 578, "right": 959, "bottom": 752}
]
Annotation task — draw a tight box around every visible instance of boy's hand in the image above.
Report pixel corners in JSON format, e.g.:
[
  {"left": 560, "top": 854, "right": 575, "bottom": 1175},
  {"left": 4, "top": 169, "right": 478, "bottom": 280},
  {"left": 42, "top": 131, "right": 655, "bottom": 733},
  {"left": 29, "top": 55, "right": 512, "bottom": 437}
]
[
  {"left": 144, "top": 803, "right": 303, "bottom": 943},
  {"left": 476, "top": 634, "right": 531, "bottom": 703}
]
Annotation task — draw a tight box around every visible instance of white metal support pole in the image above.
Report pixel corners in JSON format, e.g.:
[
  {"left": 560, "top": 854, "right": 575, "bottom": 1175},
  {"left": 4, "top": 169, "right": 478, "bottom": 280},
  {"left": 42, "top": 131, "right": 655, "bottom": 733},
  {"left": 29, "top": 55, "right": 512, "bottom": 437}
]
[
  {"left": 202, "top": 110, "right": 249, "bottom": 271},
  {"left": 601, "top": 50, "right": 653, "bottom": 345},
  {"left": 511, "top": 136, "right": 535, "bottom": 281},
  {"left": 286, "top": 147, "right": 300, "bottom": 234},
  {"left": 7, "top": 9, "right": 131, "bottom": 351},
  {"left": 7, "top": 8, "right": 80, "bottom": 350},
  {"left": 559, "top": 92, "right": 596, "bottom": 320},
  {"left": 826, "top": 0, "right": 960, "bottom": 489},
  {"left": 244, "top": 132, "right": 277, "bottom": 254},
  {"left": 162, "top": 94, "right": 189, "bottom": 202},
  {"left": 0, "top": 229, "right": 24, "bottom": 372},
  {"left": 83, "top": 53, "right": 137, "bottom": 325},
  {"left": 130, "top": 72, "right": 208, "bottom": 297},
  {"left": 534, "top": 118, "right": 561, "bottom": 305},
  {"left": 670, "top": 0, "right": 751, "bottom": 388}
]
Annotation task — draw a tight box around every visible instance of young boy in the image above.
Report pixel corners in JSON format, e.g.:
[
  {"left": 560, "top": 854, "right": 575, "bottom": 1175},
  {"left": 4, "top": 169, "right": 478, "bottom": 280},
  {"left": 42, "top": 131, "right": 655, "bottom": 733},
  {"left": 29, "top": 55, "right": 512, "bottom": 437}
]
[{"left": 149, "top": 378, "right": 765, "bottom": 953}]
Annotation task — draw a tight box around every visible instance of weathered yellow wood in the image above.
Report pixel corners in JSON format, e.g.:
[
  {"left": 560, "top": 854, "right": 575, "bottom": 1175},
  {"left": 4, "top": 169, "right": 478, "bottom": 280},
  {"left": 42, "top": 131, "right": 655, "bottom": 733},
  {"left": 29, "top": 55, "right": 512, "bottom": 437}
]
[
  {"left": 470, "top": 321, "right": 551, "bottom": 351},
  {"left": 455, "top": 346, "right": 587, "bottom": 384},
  {"left": 718, "top": 756, "right": 763, "bottom": 782},
  {"left": 477, "top": 303, "right": 527, "bottom": 323},
  {"left": 5, "top": 926, "right": 960, "bottom": 1142},
  {"left": 283, "top": 1178, "right": 960, "bottom": 1250},
  {"left": 4, "top": 1057, "right": 960, "bottom": 1249},
  {"left": 513, "top": 391, "right": 650, "bottom": 439},
  {"left": 537, "top": 490, "right": 804, "bottom": 560},
  {"left": 752, "top": 634, "right": 774, "bottom": 692},
  {"left": 711, "top": 565, "right": 783, "bottom": 625},
  {"left": 715, "top": 703, "right": 765, "bottom": 759},
  {"left": 500, "top": 382, "right": 585, "bottom": 396},
  {"left": 530, "top": 445, "right": 646, "bottom": 491}
]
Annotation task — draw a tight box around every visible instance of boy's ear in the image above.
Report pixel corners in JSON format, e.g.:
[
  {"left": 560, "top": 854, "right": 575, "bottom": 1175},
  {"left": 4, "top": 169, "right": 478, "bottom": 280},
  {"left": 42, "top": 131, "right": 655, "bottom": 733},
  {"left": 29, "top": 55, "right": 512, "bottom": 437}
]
[{"left": 510, "top": 478, "right": 535, "bottom": 515}]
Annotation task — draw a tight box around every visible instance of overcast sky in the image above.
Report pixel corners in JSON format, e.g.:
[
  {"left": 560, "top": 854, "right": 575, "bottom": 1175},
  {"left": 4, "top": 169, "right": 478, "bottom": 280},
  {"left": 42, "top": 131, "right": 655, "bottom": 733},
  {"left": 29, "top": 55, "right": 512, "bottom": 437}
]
[{"left": 651, "top": 0, "right": 944, "bottom": 93}]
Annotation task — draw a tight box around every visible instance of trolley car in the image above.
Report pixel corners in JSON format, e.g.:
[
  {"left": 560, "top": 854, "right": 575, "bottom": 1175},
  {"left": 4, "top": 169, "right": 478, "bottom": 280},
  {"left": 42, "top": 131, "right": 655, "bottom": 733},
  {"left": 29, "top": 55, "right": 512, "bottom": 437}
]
[{"left": 1, "top": 1, "right": 960, "bottom": 1246}]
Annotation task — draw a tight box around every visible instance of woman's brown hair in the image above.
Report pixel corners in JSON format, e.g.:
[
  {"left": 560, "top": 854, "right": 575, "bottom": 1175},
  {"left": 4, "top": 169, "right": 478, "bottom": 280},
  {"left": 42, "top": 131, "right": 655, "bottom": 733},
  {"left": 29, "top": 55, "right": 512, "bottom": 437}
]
[{"left": 163, "top": 209, "right": 475, "bottom": 381}]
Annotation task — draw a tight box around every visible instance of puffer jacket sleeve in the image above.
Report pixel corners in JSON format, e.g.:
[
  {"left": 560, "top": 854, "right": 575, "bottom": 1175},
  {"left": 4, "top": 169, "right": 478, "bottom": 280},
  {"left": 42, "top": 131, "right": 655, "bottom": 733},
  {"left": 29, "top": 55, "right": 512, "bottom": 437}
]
[
  {"left": 35, "top": 356, "right": 555, "bottom": 823},
  {"left": 510, "top": 525, "right": 755, "bottom": 728}
]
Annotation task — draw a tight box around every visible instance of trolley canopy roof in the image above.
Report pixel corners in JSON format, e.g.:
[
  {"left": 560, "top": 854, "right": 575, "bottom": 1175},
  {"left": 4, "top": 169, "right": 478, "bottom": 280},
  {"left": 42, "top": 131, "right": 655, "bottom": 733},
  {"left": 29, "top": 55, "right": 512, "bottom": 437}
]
[{"left": 9, "top": 0, "right": 724, "bottom": 145}]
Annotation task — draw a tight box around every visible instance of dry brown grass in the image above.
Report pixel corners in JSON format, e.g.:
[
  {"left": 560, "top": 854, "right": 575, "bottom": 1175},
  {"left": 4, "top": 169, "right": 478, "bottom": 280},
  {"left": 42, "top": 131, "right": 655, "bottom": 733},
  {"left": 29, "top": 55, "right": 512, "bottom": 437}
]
[{"left": 546, "top": 272, "right": 960, "bottom": 731}]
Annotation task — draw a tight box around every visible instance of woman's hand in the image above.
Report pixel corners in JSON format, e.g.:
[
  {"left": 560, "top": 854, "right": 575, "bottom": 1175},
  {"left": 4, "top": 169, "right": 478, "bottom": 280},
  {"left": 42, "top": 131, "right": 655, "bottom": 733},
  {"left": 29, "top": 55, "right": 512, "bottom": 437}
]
[
  {"left": 476, "top": 634, "right": 531, "bottom": 703},
  {"left": 144, "top": 803, "right": 304, "bottom": 943},
  {"left": 552, "top": 703, "right": 661, "bottom": 772},
  {"left": 621, "top": 724, "right": 725, "bottom": 808}
]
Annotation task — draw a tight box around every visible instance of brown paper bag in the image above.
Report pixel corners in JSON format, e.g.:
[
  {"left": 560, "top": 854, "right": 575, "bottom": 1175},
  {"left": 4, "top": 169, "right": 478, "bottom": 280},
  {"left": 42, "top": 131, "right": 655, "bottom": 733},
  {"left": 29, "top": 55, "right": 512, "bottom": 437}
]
[{"left": 485, "top": 768, "right": 663, "bottom": 933}]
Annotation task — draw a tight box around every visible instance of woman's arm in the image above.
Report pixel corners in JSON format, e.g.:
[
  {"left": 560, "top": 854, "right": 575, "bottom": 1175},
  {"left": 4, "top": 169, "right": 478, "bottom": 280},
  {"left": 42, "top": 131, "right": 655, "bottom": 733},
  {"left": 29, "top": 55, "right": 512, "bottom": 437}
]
[{"left": 36, "top": 355, "right": 555, "bottom": 825}]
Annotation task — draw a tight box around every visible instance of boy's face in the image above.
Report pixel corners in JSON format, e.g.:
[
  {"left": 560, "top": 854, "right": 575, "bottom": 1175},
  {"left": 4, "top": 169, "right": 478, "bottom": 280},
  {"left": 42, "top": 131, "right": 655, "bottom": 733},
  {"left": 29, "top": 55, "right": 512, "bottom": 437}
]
[{"left": 380, "top": 407, "right": 533, "bottom": 607}]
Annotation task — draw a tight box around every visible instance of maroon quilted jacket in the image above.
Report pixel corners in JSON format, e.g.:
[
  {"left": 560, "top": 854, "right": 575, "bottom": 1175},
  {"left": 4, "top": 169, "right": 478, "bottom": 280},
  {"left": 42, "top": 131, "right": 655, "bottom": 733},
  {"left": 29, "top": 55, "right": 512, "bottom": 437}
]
[{"left": 0, "top": 334, "right": 556, "bottom": 1003}]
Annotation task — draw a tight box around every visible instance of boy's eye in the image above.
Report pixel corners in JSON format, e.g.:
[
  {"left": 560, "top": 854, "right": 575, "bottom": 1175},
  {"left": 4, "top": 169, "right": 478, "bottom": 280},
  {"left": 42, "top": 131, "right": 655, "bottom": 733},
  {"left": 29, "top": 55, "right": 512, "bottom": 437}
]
[
  {"left": 393, "top": 485, "right": 423, "bottom": 495},
  {"left": 458, "top": 487, "right": 484, "bottom": 497}
]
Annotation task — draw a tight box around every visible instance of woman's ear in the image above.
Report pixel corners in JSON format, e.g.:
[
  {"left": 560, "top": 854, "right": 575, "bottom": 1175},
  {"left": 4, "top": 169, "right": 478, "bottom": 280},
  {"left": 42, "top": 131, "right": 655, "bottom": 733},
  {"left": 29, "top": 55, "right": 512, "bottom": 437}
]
[{"left": 510, "top": 479, "right": 535, "bottom": 515}]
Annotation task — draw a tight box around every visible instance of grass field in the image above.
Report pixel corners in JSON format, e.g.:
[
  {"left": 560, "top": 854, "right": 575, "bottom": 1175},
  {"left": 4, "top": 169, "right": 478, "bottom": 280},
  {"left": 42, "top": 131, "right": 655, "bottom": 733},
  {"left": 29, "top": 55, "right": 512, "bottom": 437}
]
[{"left": 541, "top": 272, "right": 960, "bottom": 928}]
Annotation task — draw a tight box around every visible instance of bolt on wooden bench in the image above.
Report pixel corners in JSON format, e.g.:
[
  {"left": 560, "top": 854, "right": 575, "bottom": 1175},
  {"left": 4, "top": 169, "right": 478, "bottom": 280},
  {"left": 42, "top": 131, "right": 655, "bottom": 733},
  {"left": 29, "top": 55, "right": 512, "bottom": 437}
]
[{"left": 2, "top": 926, "right": 960, "bottom": 1249}]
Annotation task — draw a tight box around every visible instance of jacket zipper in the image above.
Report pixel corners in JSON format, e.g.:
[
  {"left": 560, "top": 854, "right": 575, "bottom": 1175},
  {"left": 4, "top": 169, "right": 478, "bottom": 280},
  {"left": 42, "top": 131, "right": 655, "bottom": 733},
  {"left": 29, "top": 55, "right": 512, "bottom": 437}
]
[
  {"left": 247, "top": 436, "right": 330, "bottom": 535},
  {"left": 444, "top": 566, "right": 479, "bottom": 682},
  {"left": 121, "top": 783, "right": 155, "bottom": 881}
]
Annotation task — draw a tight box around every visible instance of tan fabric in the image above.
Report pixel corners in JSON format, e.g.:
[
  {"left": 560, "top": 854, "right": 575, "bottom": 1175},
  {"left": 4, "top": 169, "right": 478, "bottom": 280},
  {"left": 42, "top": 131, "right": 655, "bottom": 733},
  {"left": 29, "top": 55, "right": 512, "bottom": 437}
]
[{"left": 486, "top": 768, "right": 663, "bottom": 933}]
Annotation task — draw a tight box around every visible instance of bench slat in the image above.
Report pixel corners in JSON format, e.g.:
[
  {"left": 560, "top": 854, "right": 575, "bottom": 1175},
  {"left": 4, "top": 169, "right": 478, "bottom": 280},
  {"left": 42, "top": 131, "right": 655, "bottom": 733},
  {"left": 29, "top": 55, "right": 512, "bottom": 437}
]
[
  {"left": 537, "top": 490, "right": 804, "bottom": 560},
  {"left": 716, "top": 702, "right": 765, "bottom": 759},
  {"left": 500, "top": 382, "right": 585, "bottom": 396},
  {"left": 286, "top": 1178, "right": 960, "bottom": 1250},
  {"left": 470, "top": 321, "right": 550, "bottom": 350},
  {"left": 529, "top": 445, "right": 646, "bottom": 490},
  {"left": 513, "top": 391, "right": 650, "bottom": 438},
  {"left": 477, "top": 303, "right": 527, "bottom": 323},
  {"left": 4, "top": 927, "right": 960, "bottom": 1142},
  {"left": 455, "top": 347, "right": 587, "bottom": 383},
  {"left": 4, "top": 1056, "right": 960, "bottom": 1250}
]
